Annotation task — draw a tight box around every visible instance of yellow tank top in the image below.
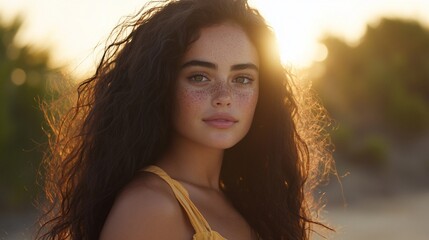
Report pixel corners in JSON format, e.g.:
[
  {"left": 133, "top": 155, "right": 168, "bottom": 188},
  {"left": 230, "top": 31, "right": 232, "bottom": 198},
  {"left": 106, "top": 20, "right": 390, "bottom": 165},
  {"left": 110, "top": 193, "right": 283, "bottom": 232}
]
[{"left": 142, "top": 165, "right": 227, "bottom": 240}]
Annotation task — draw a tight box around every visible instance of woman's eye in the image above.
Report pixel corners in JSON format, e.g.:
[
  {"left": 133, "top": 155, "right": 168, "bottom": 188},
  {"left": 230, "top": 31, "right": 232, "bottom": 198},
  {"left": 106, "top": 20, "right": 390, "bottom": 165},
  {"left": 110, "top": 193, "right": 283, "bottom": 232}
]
[
  {"left": 188, "top": 74, "right": 209, "bottom": 82},
  {"left": 234, "top": 76, "right": 253, "bottom": 84}
]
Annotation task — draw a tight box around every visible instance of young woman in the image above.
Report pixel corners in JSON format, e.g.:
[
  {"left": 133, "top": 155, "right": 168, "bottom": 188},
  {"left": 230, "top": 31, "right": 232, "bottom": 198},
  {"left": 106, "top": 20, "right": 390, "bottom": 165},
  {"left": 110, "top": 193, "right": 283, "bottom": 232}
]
[{"left": 38, "top": 0, "right": 333, "bottom": 239}]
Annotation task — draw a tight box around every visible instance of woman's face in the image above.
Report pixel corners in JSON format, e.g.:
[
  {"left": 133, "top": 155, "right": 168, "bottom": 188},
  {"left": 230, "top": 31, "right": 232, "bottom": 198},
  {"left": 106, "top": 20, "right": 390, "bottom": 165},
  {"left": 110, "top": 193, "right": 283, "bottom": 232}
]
[{"left": 173, "top": 22, "right": 259, "bottom": 150}]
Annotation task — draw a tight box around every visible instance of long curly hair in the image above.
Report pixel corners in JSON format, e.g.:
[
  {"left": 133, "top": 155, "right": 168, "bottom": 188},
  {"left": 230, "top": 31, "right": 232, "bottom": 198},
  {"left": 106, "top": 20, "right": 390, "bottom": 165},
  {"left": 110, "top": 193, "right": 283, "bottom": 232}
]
[{"left": 37, "top": 0, "right": 333, "bottom": 239}]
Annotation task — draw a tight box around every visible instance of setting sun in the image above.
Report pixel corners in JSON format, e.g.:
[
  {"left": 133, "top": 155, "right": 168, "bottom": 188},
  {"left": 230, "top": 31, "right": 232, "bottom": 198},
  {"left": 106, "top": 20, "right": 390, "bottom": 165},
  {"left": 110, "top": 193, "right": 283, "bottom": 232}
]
[
  {"left": 249, "top": 1, "right": 326, "bottom": 68},
  {"left": 250, "top": 0, "right": 429, "bottom": 69}
]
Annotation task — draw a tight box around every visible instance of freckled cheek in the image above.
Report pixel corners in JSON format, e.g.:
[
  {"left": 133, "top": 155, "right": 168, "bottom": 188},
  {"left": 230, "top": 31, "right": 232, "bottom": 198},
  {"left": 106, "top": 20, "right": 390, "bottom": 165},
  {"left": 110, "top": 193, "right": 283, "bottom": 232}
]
[
  {"left": 233, "top": 89, "right": 259, "bottom": 109},
  {"left": 176, "top": 88, "right": 210, "bottom": 113}
]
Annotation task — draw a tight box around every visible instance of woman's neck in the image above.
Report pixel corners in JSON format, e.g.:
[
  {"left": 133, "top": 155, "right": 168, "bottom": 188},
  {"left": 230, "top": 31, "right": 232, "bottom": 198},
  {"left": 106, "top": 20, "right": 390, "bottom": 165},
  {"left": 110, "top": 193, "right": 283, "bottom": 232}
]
[{"left": 156, "top": 136, "right": 224, "bottom": 191}]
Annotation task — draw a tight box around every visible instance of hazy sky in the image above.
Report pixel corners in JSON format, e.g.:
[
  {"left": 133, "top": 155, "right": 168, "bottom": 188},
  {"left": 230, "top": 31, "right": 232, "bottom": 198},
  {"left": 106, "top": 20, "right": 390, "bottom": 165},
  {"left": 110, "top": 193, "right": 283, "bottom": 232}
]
[{"left": 1, "top": 0, "right": 428, "bottom": 77}]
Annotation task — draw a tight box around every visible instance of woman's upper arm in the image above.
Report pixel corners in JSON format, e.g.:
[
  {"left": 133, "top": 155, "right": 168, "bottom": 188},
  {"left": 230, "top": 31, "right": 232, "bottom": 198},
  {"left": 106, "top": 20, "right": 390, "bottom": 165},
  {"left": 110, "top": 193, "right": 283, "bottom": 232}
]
[{"left": 100, "top": 177, "right": 187, "bottom": 240}]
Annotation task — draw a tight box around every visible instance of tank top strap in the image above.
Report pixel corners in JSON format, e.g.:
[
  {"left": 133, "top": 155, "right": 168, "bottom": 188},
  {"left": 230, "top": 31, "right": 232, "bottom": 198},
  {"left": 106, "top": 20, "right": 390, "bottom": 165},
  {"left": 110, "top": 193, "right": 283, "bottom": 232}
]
[{"left": 141, "top": 165, "right": 213, "bottom": 234}]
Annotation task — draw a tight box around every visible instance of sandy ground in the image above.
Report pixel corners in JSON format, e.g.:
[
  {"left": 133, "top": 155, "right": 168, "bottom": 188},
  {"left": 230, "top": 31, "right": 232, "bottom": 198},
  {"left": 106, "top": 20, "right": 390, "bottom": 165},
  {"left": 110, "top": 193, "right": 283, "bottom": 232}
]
[
  {"left": 1, "top": 192, "right": 429, "bottom": 239},
  {"left": 314, "top": 192, "right": 429, "bottom": 240},
  {"left": 0, "top": 210, "right": 38, "bottom": 240}
]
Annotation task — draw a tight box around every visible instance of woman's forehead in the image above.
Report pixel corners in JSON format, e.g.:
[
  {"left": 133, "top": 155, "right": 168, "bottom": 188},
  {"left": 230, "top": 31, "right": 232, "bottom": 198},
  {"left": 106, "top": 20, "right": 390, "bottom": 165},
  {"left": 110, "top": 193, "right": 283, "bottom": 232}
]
[{"left": 181, "top": 23, "right": 259, "bottom": 67}]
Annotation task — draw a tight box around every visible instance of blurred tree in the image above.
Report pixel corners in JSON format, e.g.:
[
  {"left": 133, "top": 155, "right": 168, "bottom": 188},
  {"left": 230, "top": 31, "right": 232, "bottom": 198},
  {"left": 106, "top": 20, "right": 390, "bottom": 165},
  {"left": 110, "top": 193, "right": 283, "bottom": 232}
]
[
  {"left": 313, "top": 18, "right": 429, "bottom": 167},
  {"left": 0, "top": 17, "right": 59, "bottom": 210}
]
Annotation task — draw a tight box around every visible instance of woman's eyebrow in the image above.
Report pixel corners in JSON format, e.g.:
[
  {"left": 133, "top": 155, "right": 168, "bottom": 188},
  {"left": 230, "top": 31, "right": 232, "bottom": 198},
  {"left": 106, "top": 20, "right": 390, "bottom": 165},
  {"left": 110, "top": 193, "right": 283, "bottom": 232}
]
[
  {"left": 181, "top": 60, "right": 217, "bottom": 69},
  {"left": 231, "top": 63, "right": 259, "bottom": 72},
  {"left": 181, "top": 60, "right": 258, "bottom": 72}
]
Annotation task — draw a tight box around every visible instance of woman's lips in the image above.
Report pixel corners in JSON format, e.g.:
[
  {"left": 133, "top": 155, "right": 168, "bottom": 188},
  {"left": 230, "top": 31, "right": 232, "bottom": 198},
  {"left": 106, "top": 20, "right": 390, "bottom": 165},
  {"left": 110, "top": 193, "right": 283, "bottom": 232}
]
[{"left": 202, "top": 114, "right": 238, "bottom": 129}]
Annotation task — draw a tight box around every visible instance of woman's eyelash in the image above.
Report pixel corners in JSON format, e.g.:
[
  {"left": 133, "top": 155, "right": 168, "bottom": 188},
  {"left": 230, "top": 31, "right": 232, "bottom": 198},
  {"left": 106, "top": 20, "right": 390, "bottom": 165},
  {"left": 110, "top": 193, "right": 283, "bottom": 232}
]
[
  {"left": 188, "top": 74, "right": 210, "bottom": 82},
  {"left": 233, "top": 76, "right": 254, "bottom": 84},
  {"left": 187, "top": 74, "right": 254, "bottom": 84}
]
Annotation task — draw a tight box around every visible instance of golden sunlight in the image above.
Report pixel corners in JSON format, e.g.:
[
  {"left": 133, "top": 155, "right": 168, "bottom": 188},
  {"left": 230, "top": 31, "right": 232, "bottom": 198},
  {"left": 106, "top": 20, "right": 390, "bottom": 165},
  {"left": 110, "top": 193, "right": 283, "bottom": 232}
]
[
  {"left": 1, "top": 0, "right": 428, "bottom": 76},
  {"left": 250, "top": 1, "right": 326, "bottom": 68}
]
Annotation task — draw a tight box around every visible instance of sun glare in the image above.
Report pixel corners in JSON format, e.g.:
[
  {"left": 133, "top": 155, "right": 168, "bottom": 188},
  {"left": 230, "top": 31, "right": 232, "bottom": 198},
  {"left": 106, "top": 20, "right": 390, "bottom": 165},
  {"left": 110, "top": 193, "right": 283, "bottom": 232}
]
[
  {"left": 276, "top": 30, "right": 326, "bottom": 68},
  {"left": 250, "top": 1, "right": 325, "bottom": 69}
]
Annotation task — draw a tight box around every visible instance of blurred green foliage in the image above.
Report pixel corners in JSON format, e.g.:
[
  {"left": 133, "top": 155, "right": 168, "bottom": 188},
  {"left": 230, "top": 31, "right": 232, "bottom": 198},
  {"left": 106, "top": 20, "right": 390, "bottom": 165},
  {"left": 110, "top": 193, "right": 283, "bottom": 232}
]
[
  {"left": 0, "top": 17, "right": 59, "bottom": 210},
  {"left": 314, "top": 18, "right": 429, "bottom": 168},
  {"left": 352, "top": 135, "right": 389, "bottom": 170}
]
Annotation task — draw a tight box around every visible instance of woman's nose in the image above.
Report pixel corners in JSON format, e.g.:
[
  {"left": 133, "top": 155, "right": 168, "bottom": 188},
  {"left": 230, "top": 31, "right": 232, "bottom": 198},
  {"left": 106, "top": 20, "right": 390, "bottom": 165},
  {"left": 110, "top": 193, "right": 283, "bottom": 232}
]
[{"left": 211, "top": 82, "right": 232, "bottom": 107}]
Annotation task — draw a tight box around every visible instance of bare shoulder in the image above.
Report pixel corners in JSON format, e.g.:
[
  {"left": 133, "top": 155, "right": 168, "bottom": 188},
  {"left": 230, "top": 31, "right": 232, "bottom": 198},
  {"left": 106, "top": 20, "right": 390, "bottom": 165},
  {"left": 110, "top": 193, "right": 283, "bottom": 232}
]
[{"left": 100, "top": 171, "right": 193, "bottom": 240}]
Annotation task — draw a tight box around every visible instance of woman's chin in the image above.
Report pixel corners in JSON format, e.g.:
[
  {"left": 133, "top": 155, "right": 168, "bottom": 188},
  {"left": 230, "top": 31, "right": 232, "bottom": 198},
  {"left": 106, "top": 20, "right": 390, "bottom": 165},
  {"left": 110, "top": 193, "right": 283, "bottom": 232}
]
[{"left": 203, "top": 136, "right": 243, "bottom": 150}]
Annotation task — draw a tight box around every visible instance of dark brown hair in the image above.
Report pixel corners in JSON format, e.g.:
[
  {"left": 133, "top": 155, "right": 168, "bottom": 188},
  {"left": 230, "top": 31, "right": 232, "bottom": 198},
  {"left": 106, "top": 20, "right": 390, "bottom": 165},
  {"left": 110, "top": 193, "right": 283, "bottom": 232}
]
[{"left": 38, "top": 0, "right": 333, "bottom": 239}]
